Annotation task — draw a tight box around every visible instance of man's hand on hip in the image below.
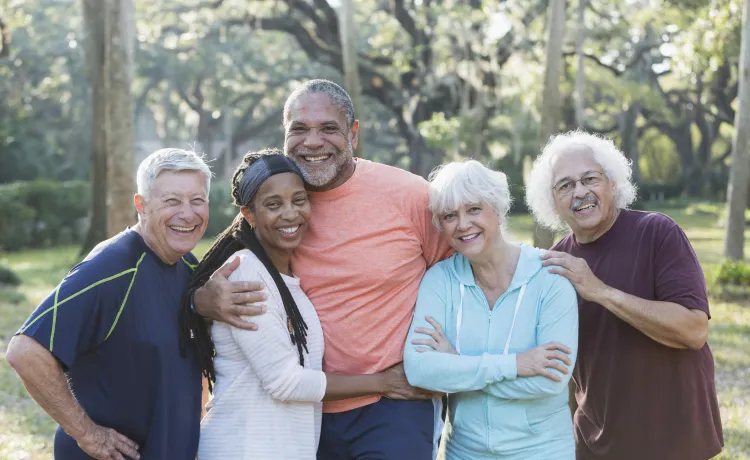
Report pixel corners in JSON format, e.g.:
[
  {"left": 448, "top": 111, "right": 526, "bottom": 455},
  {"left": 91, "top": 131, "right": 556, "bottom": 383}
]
[
  {"left": 77, "top": 423, "right": 140, "bottom": 460},
  {"left": 193, "top": 256, "right": 267, "bottom": 330}
]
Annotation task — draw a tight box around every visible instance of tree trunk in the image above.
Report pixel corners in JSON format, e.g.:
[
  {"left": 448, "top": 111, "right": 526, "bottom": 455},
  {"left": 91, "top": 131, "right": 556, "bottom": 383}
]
[
  {"left": 80, "top": 0, "right": 107, "bottom": 255},
  {"left": 724, "top": 0, "right": 750, "bottom": 260},
  {"left": 575, "top": 0, "right": 585, "bottom": 128},
  {"left": 80, "top": 0, "right": 135, "bottom": 254},
  {"left": 533, "top": 0, "right": 567, "bottom": 250},
  {"left": 338, "top": 0, "right": 365, "bottom": 157},
  {"left": 105, "top": 0, "right": 135, "bottom": 236}
]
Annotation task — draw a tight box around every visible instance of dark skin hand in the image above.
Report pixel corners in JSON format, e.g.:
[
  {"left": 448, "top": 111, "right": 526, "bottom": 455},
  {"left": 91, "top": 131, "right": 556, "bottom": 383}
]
[{"left": 193, "top": 256, "right": 268, "bottom": 330}]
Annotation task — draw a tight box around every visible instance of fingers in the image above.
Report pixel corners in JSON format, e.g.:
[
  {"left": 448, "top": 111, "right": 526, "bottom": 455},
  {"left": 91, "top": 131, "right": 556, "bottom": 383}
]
[
  {"left": 113, "top": 432, "right": 139, "bottom": 456},
  {"left": 228, "top": 281, "right": 266, "bottom": 295},
  {"left": 539, "top": 369, "right": 563, "bottom": 382},
  {"left": 547, "top": 267, "right": 573, "bottom": 279},
  {"left": 212, "top": 256, "right": 241, "bottom": 280},
  {"left": 413, "top": 328, "right": 441, "bottom": 341},
  {"left": 224, "top": 315, "right": 259, "bottom": 331},
  {"left": 544, "top": 342, "right": 572, "bottom": 355},
  {"left": 540, "top": 250, "right": 568, "bottom": 260},
  {"left": 545, "top": 359, "right": 569, "bottom": 375},
  {"left": 547, "top": 350, "right": 572, "bottom": 366},
  {"left": 232, "top": 304, "right": 267, "bottom": 317},
  {"left": 411, "top": 338, "right": 439, "bottom": 350},
  {"left": 424, "top": 316, "right": 445, "bottom": 334},
  {"left": 541, "top": 258, "right": 571, "bottom": 268}
]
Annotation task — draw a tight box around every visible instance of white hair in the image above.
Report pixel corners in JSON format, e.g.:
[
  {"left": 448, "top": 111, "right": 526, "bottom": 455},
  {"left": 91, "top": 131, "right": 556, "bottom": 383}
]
[
  {"left": 428, "top": 160, "right": 513, "bottom": 233},
  {"left": 525, "top": 130, "right": 638, "bottom": 230},
  {"left": 136, "top": 148, "right": 213, "bottom": 199}
]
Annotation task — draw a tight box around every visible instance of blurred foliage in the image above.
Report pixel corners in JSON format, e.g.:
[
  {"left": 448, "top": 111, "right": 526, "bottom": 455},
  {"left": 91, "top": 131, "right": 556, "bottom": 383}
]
[
  {"left": 0, "top": 265, "right": 22, "bottom": 287},
  {"left": 0, "top": 0, "right": 743, "bottom": 198},
  {"left": 709, "top": 259, "right": 750, "bottom": 300},
  {"left": 0, "top": 180, "right": 90, "bottom": 251}
]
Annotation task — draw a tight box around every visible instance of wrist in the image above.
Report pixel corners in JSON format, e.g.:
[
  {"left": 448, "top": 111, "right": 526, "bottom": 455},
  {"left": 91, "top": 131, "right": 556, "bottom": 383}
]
[
  {"left": 376, "top": 371, "right": 392, "bottom": 394},
  {"left": 67, "top": 414, "right": 95, "bottom": 442},
  {"left": 593, "top": 283, "right": 616, "bottom": 307},
  {"left": 189, "top": 288, "right": 201, "bottom": 316}
]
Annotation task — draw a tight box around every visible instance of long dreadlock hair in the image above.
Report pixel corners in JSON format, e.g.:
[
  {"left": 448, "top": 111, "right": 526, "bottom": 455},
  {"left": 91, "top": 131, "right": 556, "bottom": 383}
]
[{"left": 178, "top": 149, "right": 309, "bottom": 392}]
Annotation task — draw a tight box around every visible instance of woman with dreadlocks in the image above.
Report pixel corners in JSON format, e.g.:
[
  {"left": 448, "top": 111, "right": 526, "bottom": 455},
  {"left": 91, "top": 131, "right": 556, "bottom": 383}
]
[{"left": 181, "top": 149, "right": 410, "bottom": 459}]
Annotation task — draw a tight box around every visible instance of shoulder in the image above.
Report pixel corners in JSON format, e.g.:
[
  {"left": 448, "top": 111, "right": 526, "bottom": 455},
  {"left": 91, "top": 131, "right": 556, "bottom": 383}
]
[
  {"left": 225, "top": 249, "right": 268, "bottom": 282},
  {"left": 69, "top": 230, "right": 148, "bottom": 286},
  {"left": 421, "top": 254, "right": 457, "bottom": 286},
  {"left": 358, "top": 159, "right": 429, "bottom": 200},
  {"left": 626, "top": 209, "right": 679, "bottom": 231}
]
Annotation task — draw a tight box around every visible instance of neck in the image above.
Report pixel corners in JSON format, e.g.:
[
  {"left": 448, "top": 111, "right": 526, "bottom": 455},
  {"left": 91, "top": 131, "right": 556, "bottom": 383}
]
[
  {"left": 255, "top": 229, "right": 294, "bottom": 276},
  {"left": 575, "top": 207, "right": 621, "bottom": 244},
  {"left": 132, "top": 223, "right": 179, "bottom": 265},
  {"left": 469, "top": 236, "right": 520, "bottom": 290},
  {"left": 306, "top": 158, "right": 356, "bottom": 193}
]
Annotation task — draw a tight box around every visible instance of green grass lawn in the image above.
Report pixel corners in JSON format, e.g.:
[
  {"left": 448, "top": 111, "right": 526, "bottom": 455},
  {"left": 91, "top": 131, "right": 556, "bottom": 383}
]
[{"left": 0, "top": 203, "right": 748, "bottom": 458}]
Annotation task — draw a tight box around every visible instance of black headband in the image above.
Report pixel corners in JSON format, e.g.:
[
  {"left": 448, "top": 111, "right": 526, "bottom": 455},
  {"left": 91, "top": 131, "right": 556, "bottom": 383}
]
[{"left": 237, "top": 155, "right": 304, "bottom": 205}]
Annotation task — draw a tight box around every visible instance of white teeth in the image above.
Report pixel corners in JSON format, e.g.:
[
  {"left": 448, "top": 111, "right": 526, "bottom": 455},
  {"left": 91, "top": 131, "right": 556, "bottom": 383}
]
[
  {"left": 279, "top": 226, "right": 300, "bottom": 234},
  {"left": 169, "top": 225, "right": 196, "bottom": 233},
  {"left": 305, "top": 155, "right": 331, "bottom": 163},
  {"left": 576, "top": 203, "right": 596, "bottom": 211},
  {"left": 458, "top": 233, "right": 479, "bottom": 241}
]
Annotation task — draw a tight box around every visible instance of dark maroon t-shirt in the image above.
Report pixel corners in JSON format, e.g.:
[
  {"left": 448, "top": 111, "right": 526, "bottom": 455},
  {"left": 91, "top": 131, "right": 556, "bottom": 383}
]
[{"left": 553, "top": 209, "right": 723, "bottom": 460}]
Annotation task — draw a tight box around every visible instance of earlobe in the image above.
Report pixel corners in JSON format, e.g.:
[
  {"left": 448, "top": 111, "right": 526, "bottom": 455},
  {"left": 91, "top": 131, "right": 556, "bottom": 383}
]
[{"left": 239, "top": 206, "right": 255, "bottom": 228}]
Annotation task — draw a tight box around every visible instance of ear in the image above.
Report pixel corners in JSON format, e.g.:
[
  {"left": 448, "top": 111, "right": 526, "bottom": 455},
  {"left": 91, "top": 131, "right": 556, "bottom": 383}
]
[
  {"left": 134, "top": 194, "right": 146, "bottom": 217},
  {"left": 240, "top": 206, "right": 255, "bottom": 228},
  {"left": 349, "top": 120, "right": 360, "bottom": 151}
]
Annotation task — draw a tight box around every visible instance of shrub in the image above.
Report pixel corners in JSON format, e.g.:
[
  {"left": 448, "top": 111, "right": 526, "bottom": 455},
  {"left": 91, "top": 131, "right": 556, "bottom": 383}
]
[
  {"left": 0, "top": 180, "right": 90, "bottom": 251},
  {"left": 0, "top": 264, "right": 22, "bottom": 286},
  {"left": 708, "top": 260, "right": 750, "bottom": 300}
]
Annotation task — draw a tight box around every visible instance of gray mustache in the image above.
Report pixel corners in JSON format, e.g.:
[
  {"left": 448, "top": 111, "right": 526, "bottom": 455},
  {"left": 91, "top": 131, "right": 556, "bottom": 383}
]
[{"left": 571, "top": 195, "right": 597, "bottom": 211}]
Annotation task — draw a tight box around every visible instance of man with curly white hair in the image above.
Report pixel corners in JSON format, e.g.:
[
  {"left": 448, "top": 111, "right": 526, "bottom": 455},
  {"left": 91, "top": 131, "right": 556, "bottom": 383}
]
[{"left": 525, "top": 130, "right": 723, "bottom": 460}]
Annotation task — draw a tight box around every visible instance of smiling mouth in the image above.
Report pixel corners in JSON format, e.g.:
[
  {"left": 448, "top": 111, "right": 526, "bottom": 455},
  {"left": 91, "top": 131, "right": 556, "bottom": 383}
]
[
  {"left": 457, "top": 233, "right": 480, "bottom": 242},
  {"left": 169, "top": 225, "right": 197, "bottom": 234},
  {"left": 278, "top": 225, "right": 301, "bottom": 238},
  {"left": 574, "top": 202, "right": 597, "bottom": 213},
  {"left": 302, "top": 154, "right": 332, "bottom": 164}
]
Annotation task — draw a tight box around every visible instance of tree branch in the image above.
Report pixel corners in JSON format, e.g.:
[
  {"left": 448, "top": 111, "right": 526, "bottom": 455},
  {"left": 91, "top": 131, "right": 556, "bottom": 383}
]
[{"left": 0, "top": 18, "right": 9, "bottom": 59}]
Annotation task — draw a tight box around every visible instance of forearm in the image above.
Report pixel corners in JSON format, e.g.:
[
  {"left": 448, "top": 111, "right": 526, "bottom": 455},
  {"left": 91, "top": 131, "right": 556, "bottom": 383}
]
[
  {"left": 323, "top": 373, "right": 387, "bottom": 401},
  {"left": 596, "top": 286, "right": 707, "bottom": 349},
  {"left": 482, "top": 371, "right": 571, "bottom": 400},
  {"left": 404, "top": 351, "right": 516, "bottom": 393},
  {"left": 7, "top": 337, "right": 93, "bottom": 441}
]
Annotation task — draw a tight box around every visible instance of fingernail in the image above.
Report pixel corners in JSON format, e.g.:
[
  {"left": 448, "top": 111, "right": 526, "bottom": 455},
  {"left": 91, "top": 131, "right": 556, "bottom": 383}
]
[{"left": 250, "top": 325, "right": 258, "bottom": 331}]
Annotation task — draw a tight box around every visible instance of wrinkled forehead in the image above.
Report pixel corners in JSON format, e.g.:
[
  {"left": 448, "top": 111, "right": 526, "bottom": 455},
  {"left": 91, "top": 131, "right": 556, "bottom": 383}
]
[
  {"left": 287, "top": 93, "right": 347, "bottom": 127},
  {"left": 151, "top": 170, "right": 208, "bottom": 197},
  {"left": 550, "top": 145, "right": 602, "bottom": 184}
]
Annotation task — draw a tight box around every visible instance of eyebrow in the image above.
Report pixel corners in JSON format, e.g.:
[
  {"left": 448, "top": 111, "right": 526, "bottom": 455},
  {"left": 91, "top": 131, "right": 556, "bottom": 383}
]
[{"left": 554, "top": 170, "right": 598, "bottom": 185}]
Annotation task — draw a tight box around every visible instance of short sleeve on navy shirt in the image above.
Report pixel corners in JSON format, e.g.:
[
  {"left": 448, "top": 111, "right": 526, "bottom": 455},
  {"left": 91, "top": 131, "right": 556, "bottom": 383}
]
[
  {"left": 17, "top": 229, "right": 202, "bottom": 460},
  {"left": 18, "top": 231, "right": 146, "bottom": 370}
]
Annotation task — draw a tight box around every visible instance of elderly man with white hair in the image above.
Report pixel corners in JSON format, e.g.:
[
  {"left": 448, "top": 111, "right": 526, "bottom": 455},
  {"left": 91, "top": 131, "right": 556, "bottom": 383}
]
[
  {"left": 525, "top": 130, "right": 723, "bottom": 460},
  {"left": 6, "top": 148, "right": 211, "bottom": 460}
]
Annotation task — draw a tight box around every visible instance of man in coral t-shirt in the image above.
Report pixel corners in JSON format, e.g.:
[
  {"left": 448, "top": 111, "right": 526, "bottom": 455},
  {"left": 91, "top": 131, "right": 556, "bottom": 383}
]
[{"left": 194, "top": 80, "right": 452, "bottom": 459}]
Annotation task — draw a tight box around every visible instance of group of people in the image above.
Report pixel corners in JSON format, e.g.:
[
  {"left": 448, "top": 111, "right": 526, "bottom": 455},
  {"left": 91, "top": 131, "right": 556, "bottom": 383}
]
[{"left": 6, "top": 79, "right": 723, "bottom": 460}]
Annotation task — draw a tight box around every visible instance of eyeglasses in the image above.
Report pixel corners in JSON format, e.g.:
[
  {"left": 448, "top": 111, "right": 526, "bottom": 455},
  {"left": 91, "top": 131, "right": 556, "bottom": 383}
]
[{"left": 552, "top": 170, "right": 606, "bottom": 196}]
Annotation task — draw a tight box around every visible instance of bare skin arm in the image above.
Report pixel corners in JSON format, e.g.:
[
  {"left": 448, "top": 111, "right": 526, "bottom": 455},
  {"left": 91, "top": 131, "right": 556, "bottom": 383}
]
[
  {"left": 323, "top": 363, "right": 440, "bottom": 401},
  {"left": 542, "top": 251, "right": 708, "bottom": 350},
  {"left": 6, "top": 335, "right": 140, "bottom": 460}
]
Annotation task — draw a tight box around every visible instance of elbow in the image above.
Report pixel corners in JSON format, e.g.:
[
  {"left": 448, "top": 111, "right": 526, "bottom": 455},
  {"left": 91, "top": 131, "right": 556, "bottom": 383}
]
[
  {"left": 403, "top": 355, "right": 428, "bottom": 389},
  {"left": 681, "top": 312, "right": 709, "bottom": 350},
  {"left": 6, "top": 336, "right": 29, "bottom": 373},
  {"left": 685, "top": 328, "right": 708, "bottom": 350}
]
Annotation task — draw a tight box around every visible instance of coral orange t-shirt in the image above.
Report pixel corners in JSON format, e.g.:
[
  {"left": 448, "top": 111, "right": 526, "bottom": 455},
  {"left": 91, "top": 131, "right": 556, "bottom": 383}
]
[{"left": 291, "top": 158, "right": 451, "bottom": 413}]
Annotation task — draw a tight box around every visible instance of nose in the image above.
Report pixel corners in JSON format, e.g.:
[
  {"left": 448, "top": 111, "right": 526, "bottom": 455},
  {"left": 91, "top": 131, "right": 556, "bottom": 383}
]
[
  {"left": 280, "top": 203, "right": 297, "bottom": 221},
  {"left": 573, "top": 179, "right": 589, "bottom": 198},
  {"left": 456, "top": 212, "right": 471, "bottom": 231},
  {"left": 178, "top": 201, "right": 196, "bottom": 220},
  {"left": 302, "top": 128, "right": 324, "bottom": 149}
]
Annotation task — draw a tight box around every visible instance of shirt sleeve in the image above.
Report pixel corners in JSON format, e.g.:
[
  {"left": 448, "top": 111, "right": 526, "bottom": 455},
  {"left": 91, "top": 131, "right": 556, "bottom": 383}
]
[
  {"left": 653, "top": 223, "right": 710, "bottom": 316},
  {"left": 481, "top": 274, "right": 579, "bottom": 400},
  {"left": 404, "top": 266, "right": 517, "bottom": 393},
  {"left": 16, "top": 255, "right": 141, "bottom": 370},
  {"left": 227, "top": 254, "right": 326, "bottom": 403},
  {"left": 406, "top": 178, "right": 454, "bottom": 268}
]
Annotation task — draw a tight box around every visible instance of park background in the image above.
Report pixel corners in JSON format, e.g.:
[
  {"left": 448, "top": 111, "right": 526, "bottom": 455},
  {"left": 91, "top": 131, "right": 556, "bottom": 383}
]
[{"left": 1, "top": 0, "right": 750, "bottom": 458}]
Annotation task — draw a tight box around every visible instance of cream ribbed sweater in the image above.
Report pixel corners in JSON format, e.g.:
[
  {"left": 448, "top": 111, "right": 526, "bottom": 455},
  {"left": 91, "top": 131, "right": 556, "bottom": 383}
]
[{"left": 198, "top": 249, "right": 326, "bottom": 460}]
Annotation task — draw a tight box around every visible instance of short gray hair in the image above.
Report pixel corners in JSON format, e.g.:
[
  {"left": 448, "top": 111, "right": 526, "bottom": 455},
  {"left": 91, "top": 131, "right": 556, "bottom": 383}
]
[
  {"left": 283, "top": 79, "right": 355, "bottom": 128},
  {"left": 136, "top": 148, "right": 212, "bottom": 199},
  {"left": 428, "top": 160, "right": 513, "bottom": 233},
  {"left": 525, "top": 130, "right": 637, "bottom": 230}
]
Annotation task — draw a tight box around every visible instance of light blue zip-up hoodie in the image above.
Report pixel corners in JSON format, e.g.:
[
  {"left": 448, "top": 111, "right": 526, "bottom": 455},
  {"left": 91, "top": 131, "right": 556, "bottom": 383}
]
[{"left": 404, "top": 244, "right": 578, "bottom": 460}]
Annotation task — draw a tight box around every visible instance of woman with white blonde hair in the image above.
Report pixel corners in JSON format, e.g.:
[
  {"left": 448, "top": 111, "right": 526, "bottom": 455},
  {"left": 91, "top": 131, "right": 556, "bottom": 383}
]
[{"left": 404, "top": 159, "right": 579, "bottom": 460}]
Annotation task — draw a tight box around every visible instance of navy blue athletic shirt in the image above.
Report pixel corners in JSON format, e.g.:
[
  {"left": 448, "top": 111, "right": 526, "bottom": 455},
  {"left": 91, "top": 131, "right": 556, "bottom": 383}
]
[{"left": 18, "top": 229, "right": 201, "bottom": 459}]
